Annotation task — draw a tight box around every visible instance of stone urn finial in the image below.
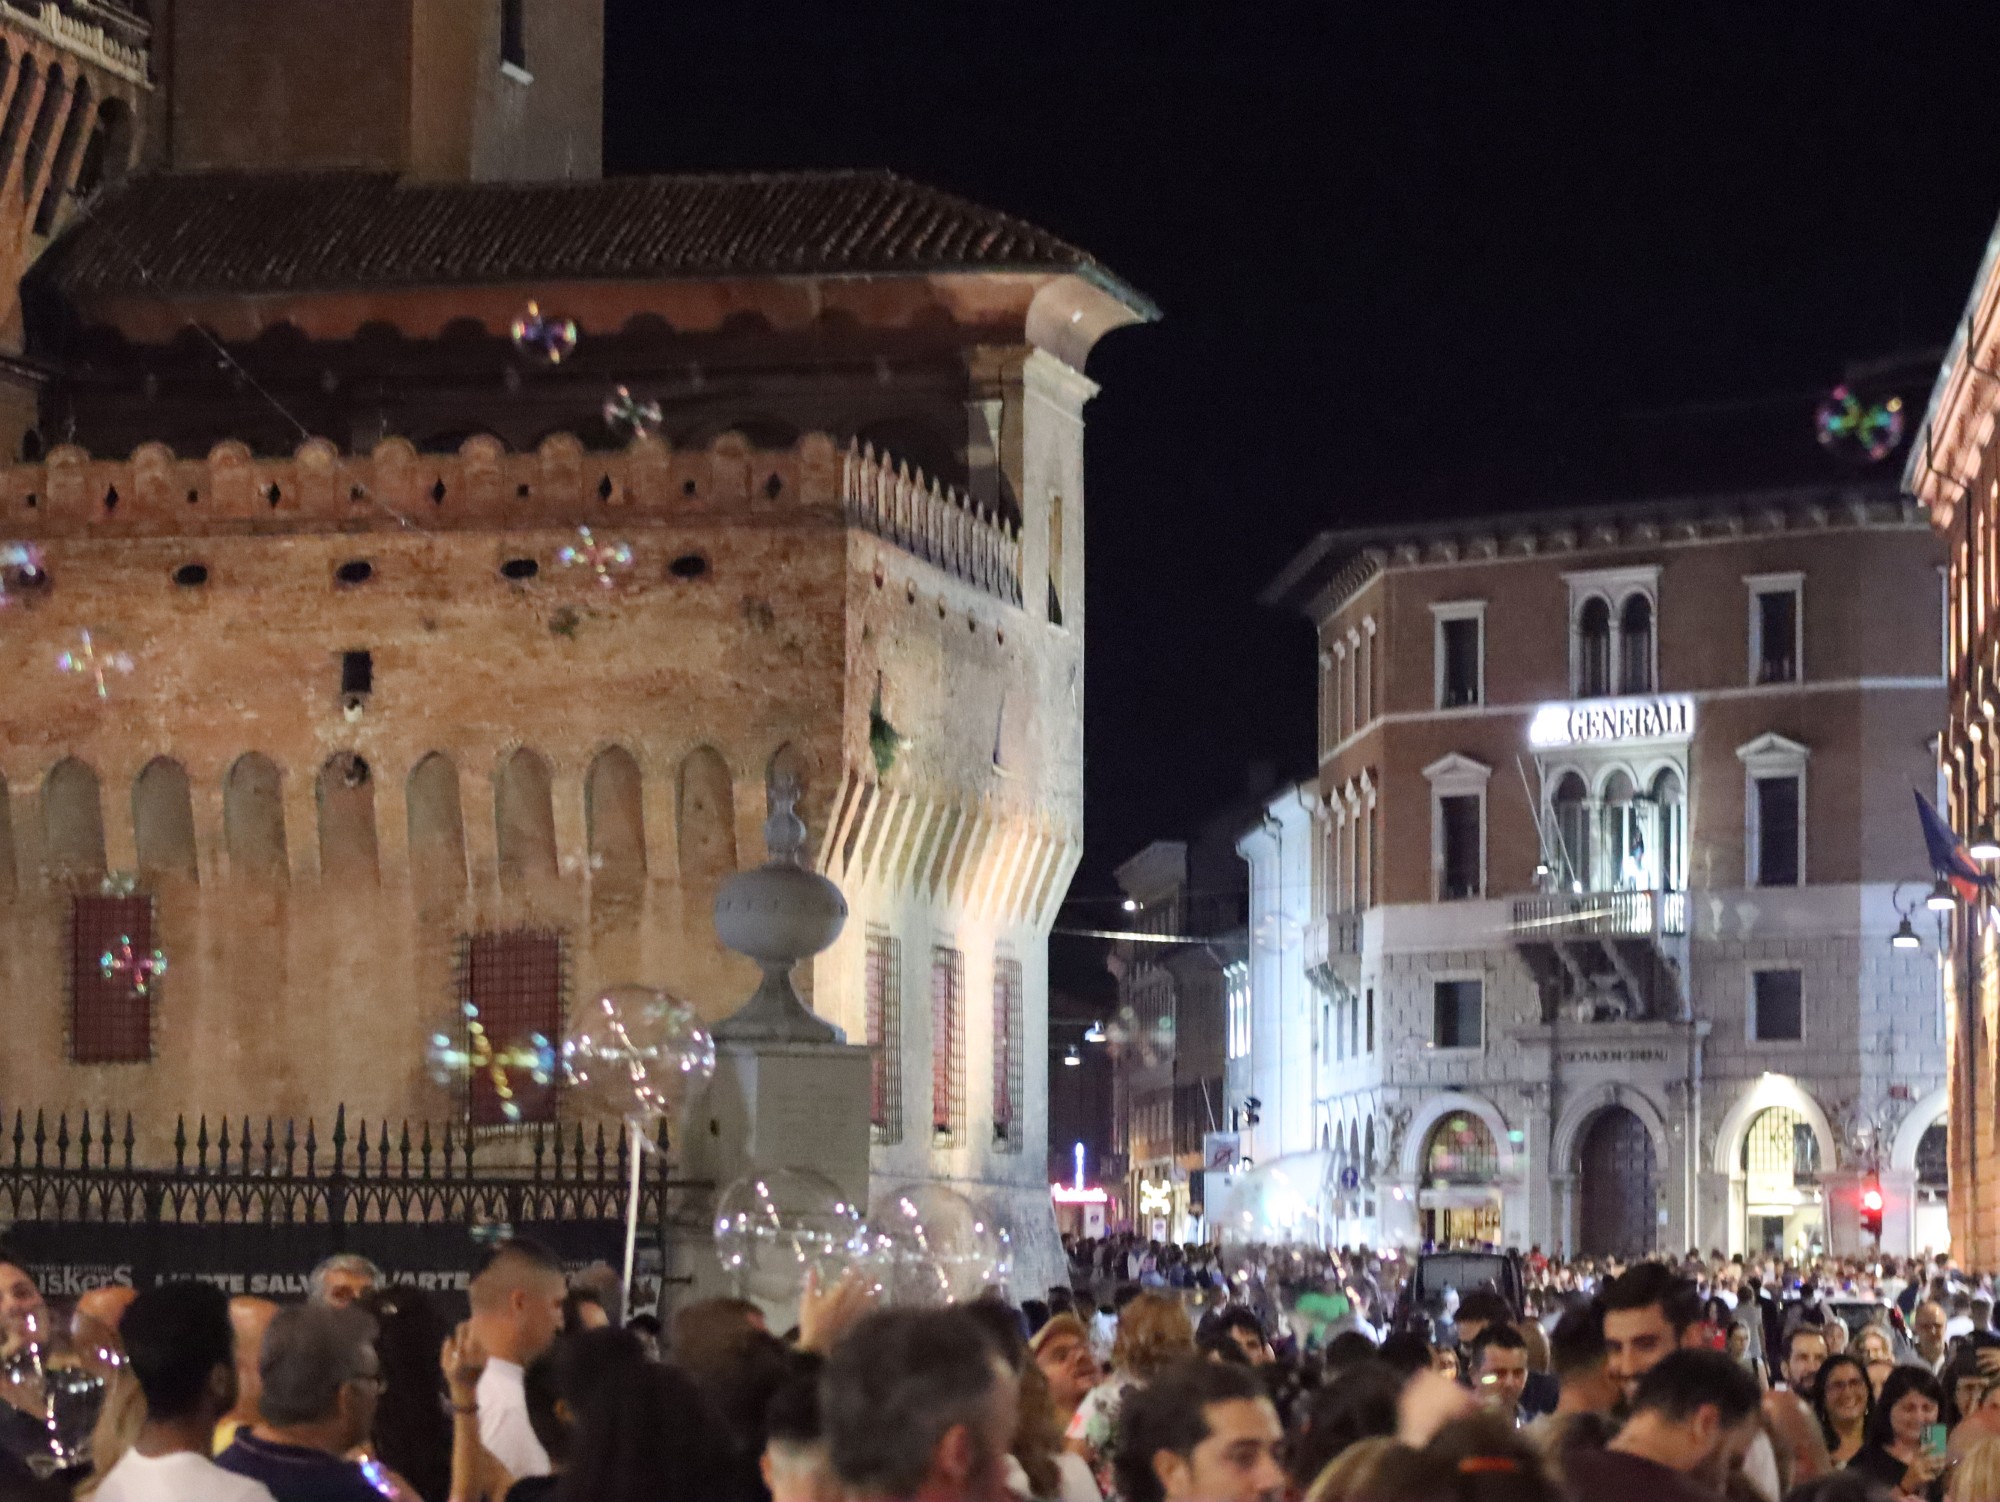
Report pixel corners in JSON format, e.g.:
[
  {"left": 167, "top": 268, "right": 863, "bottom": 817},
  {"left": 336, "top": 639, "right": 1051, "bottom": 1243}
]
[{"left": 711, "top": 776, "right": 848, "bottom": 1044}]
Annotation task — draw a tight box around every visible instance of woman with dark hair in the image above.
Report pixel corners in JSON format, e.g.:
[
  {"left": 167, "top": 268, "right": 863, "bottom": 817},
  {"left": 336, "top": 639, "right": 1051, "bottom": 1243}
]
[
  {"left": 551, "top": 1360, "right": 742, "bottom": 1502},
  {"left": 1288, "top": 1359, "right": 1404, "bottom": 1498},
  {"left": 1846, "top": 1366, "right": 1948, "bottom": 1501},
  {"left": 1809, "top": 1354, "right": 1873, "bottom": 1467},
  {"left": 363, "top": 1286, "right": 455, "bottom": 1502}
]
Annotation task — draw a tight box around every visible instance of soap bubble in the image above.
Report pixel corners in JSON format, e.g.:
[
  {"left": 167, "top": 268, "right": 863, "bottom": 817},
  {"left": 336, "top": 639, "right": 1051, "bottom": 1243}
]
[
  {"left": 561, "top": 985, "right": 716, "bottom": 1130},
  {"left": 0, "top": 1308, "right": 108, "bottom": 1472},
  {"left": 510, "top": 301, "right": 578, "bottom": 364},
  {"left": 713, "top": 1167, "right": 866, "bottom": 1303},
  {"left": 863, "top": 1183, "right": 1010, "bottom": 1306},
  {"left": 557, "top": 525, "right": 634, "bottom": 588},
  {"left": 603, "top": 385, "right": 662, "bottom": 440},
  {"left": 425, "top": 1005, "right": 556, "bottom": 1124},
  {"left": 1104, "top": 1003, "right": 1174, "bottom": 1069}
]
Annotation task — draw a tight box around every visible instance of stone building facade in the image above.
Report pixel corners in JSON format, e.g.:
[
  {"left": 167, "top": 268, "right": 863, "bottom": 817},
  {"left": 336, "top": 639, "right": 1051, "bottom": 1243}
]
[
  {"left": 0, "top": 1, "right": 1151, "bottom": 1294},
  {"left": 1908, "top": 215, "right": 2000, "bottom": 1269},
  {"left": 1258, "top": 481, "right": 1949, "bottom": 1259}
]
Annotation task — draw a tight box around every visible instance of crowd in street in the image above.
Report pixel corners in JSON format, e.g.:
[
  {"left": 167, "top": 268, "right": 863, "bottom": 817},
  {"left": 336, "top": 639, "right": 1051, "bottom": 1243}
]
[{"left": 4, "top": 1234, "right": 2000, "bottom": 1501}]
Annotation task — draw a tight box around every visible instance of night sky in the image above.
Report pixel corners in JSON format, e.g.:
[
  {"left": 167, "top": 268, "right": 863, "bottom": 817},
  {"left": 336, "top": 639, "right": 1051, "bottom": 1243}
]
[{"left": 604, "top": 6, "right": 2000, "bottom": 935}]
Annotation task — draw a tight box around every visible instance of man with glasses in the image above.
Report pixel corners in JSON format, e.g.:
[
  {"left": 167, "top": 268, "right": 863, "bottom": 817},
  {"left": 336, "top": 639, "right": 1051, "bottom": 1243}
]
[{"left": 215, "top": 1303, "right": 386, "bottom": 1502}]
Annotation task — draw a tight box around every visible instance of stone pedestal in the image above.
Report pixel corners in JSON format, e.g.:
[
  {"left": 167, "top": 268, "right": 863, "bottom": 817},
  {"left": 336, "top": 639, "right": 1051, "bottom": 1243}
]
[
  {"left": 663, "top": 778, "right": 871, "bottom": 1319},
  {"left": 674, "top": 1039, "right": 875, "bottom": 1311}
]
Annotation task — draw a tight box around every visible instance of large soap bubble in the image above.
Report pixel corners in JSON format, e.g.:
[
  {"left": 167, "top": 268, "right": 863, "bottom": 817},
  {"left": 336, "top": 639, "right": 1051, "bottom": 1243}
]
[
  {"left": 560, "top": 985, "right": 716, "bottom": 1130},
  {"left": 863, "top": 1183, "right": 1011, "bottom": 1306},
  {"left": 713, "top": 1167, "right": 866, "bottom": 1303}
]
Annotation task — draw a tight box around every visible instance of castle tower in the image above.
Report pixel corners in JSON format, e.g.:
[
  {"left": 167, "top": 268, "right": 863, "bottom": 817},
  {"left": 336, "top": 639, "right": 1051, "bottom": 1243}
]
[
  {"left": 0, "top": 11, "right": 1153, "bottom": 1293},
  {"left": 152, "top": 0, "right": 602, "bottom": 182}
]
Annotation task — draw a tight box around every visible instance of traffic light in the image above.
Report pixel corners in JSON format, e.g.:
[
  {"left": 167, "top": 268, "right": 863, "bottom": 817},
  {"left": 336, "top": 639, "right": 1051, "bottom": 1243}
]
[{"left": 1860, "top": 1178, "right": 1885, "bottom": 1242}]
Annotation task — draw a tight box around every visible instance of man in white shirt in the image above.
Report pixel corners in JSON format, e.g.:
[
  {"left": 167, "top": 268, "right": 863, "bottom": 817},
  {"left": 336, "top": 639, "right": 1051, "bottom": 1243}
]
[
  {"left": 93, "top": 1280, "right": 276, "bottom": 1502},
  {"left": 468, "top": 1239, "right": 567, "bottom": 1480}
]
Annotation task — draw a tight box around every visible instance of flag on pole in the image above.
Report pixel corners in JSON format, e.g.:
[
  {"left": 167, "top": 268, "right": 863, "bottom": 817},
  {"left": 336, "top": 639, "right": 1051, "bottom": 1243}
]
[{"left": 1915, "top": 790, "right": 1988, "bottom": 901}]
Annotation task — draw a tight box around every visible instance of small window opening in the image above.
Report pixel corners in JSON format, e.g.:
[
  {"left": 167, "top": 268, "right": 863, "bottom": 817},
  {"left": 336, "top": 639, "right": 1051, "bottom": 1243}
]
[
  {"left": 335, "top": 560, "right": 374, "bottom": 586},
  {"left": 103, "top": 486, "right": 118, "bottom": 513},
  {"left": 501, "top": 0, "right": 527, "bottom": 69},
  {"left": 596, "top": 475, "right": 614, "bottom": 501},
  {"left": 668, "top": 554, "right": 708, "bottom": 580},
  {"left": 764, "top": 473, "right": 784, "bottom": 500},
  {"left": 341, "top": 651, "right": 373, "bottom": 699},
  {"left": 172, "top": 563, "right": 208, "bottom": 588},
  {"left": 430, "top": 479, "right": 447, "bottom": 505},
  {"left": 265, "top": 482, "right": 282, "bottom": 508},
  {"left": 501, "top": 558, "right": 539, "bottom": 581}
]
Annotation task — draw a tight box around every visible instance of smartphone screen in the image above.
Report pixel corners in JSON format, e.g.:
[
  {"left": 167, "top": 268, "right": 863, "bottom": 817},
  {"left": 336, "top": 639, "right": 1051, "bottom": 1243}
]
[{"left": 1924, "top": 1423, "right": 1949, "bottom": 1456}]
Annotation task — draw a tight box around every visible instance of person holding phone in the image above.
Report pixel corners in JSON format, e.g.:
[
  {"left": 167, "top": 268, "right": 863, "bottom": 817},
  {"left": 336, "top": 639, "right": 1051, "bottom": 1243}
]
[{"left": 1847, "top": 1366, "right": 1950, "bottom": 1501}]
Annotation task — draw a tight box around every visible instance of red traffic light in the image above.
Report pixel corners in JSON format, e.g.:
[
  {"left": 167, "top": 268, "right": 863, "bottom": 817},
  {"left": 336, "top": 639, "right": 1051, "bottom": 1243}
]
[{"left": 1862, "top": 1187, "right": 1885, "bottom": 1213}]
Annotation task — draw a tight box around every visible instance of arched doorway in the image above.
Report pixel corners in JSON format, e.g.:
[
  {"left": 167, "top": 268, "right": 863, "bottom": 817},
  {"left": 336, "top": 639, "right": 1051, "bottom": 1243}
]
[
  {"left": 1576, "top": 1107, "right": 1657, "bottom": 1256},
  {"left": 1420, "top": 1112, "right": 1501, "bottom": 1246},
  {"left": 1742, "top": 1105, "right": 1825, "bottom": 1255}
]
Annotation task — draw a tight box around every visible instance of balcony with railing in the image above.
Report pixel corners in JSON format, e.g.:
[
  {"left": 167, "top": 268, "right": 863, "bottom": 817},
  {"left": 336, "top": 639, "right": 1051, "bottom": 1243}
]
[
  {"left": 1511, "top": 888, "right": 1688, "bottom": 1022},
  {"left": 841, "top": 443, "right": 1022, "bottom": 606}
]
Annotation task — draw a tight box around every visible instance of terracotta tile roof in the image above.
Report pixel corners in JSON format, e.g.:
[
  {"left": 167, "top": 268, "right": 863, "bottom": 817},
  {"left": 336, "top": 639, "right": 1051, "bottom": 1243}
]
[{"left": 34, "top": 169, "right": 1151, "bottom": 310}]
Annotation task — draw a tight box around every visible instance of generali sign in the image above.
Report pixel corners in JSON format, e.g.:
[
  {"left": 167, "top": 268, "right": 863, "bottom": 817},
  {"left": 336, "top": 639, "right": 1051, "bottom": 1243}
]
[{"left": 1528, "top": 694, "right": 1695, "bottom": 749}]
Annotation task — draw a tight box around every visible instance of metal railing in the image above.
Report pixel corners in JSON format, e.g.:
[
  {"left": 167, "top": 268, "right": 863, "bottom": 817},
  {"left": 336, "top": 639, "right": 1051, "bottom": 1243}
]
[
  {"left": 0, "top": 1103, "right": 690, "bottom": 1230},
  {"left": 1510, "top": 889, "right": 1688, "bottom": 939}
]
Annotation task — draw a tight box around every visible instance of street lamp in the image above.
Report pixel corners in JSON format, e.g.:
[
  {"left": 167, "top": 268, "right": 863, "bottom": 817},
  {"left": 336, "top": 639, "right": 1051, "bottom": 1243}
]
[
  {"left": 1084, "top": 1021, "right": 1107, "bottom": 1043},
  {"left": 1972, "top": 823, "right": 2000, "bottom": 861},
  {"left": 1064, "top": 1045, "right": 1081, "bottom": 1067},
  {"left": 1892, "top": 916, "right": 1922, "bottom": 951},
  {"left": 1929, "top": 878, "right": 1958, "bottom": 913}
]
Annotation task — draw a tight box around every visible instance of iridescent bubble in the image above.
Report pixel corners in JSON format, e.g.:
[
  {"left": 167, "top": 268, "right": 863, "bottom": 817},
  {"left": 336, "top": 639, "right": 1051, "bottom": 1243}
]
[
  {"left": 713, "top": 1167, "right": 866, "bottom": 1303},
  {"left": 557, "top": 525, "right": 634, "bottom": 588},
  {"left": 603, "top": 384, "right": 662, "bottom": 440},
  {"left": 425, "top": 1004, "right": 556, "bottom": 1124},
  {"left": 1814, "top": 383, "right": 1905, "bottom": 463},
  {"left": 98, "top": 936, "right": 166, "bottom": 997},
  {"left": 55, "top": 629, "right": 133, "bottom": 699},
  {"left": 560, "top": 985, "right": 716, "bottom": 1130},
  {"left": 0, "top": 541, "right": 43, "bottom": 606},
  {"left": 1104, "top": 1002, "right": 1173, "bottom": 1069},
  {"left": 864, "top": 1183, "right": 1010, "bottom": 1305},
  {"left": 510, "top": 300, "right": 578, "bottom": 364}
]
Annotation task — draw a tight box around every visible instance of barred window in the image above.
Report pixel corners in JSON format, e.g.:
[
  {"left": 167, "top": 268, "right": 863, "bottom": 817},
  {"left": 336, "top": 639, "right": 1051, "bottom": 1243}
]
[
  {"left": 456, "top": 929, "right": 564, "bottom": 1127},
  {"left": 993, "top": 957, "right": 1024, "bottom": 1152},
  {"left": 70, "top": 893, "right": 155, "bottom": 1063},
  {"left": 931, "top": 946, "right": 965, "bottom": 1147},
  {"left": 866, "top": 927, "right": 903, "bottom": 1145}
]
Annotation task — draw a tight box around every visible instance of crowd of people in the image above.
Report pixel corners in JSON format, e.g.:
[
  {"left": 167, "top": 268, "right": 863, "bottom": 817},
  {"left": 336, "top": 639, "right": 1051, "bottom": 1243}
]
[{"left": 3, "top": 1233, "right": 2000, "bottom": 1500}]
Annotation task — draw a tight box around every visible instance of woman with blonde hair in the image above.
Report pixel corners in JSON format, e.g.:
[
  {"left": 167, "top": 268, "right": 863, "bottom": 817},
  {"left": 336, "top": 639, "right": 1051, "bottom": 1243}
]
[{"left": 1064, "top": 1292, "right": 1194, "bottom": 1494}]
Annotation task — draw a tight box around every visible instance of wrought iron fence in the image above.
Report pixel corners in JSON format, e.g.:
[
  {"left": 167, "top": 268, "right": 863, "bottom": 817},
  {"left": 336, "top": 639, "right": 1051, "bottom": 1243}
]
[{"left": 0, "top": 1104, "right": 683, "bottom": 1229}]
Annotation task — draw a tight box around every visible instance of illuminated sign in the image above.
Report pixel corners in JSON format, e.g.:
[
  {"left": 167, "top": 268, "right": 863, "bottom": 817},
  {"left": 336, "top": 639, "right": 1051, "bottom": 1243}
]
[
  {"left": 1138, "top": 1180, "right": 1174, "bottom": 1215},
  {"left": 1052, "top": 1185, "right": 1110, "bottom": 1204},
  {"left": 1529, "top": 694, "right": 1694, "bottom": 749}
]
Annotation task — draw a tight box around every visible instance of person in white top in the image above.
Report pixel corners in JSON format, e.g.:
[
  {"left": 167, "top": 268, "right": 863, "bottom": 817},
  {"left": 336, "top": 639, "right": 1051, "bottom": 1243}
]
[
  {"left": 467, "top": 1239, "right": 567, "bottom": 1481},
  {"left": 90, "top": 1280, "right": 276, "bottom": 1502}
]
